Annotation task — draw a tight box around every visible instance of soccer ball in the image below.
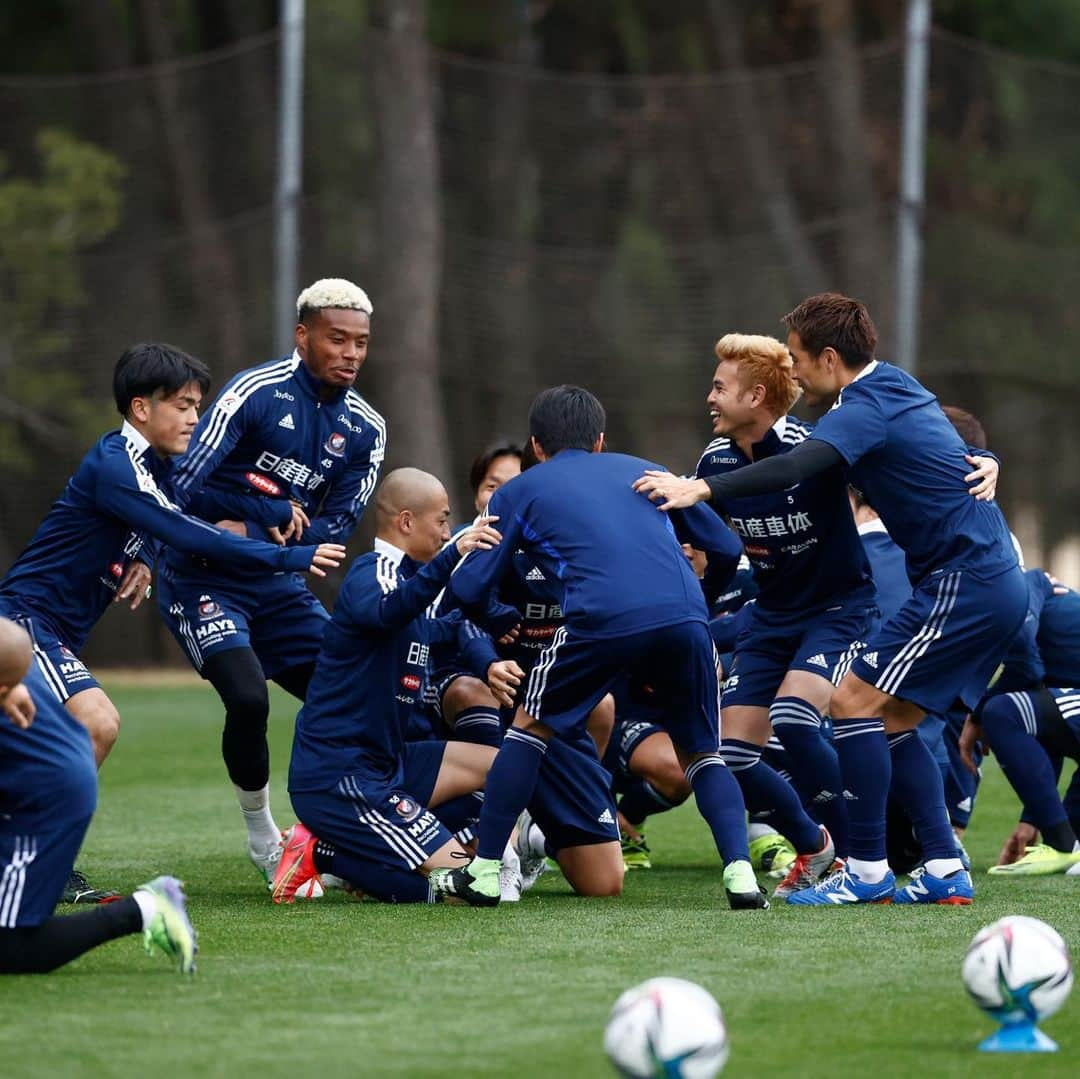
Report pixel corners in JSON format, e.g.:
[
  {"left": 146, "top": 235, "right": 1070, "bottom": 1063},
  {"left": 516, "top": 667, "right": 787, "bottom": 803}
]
[
  {"left": 961, "top": 915, "right": 1073, "bottom": 1024},
  {"left": 603, "top": 977, "right": 729, "bottom": 1078}
]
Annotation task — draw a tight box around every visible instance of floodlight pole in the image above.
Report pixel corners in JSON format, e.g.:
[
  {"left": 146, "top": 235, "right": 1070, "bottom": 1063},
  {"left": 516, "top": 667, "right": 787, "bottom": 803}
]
[
  {"left": 896, "top": 0, "right": 930, "bottom": 374},
  {"left": 275, "top": 0, "right": 306, "bottom": 356}
]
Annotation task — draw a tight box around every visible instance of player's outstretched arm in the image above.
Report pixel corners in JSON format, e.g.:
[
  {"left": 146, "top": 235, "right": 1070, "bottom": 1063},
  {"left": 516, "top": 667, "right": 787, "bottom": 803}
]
[
  {"left": 94, "top": 448, "right": 339, "bottom": 576},
  {"left": 635, "top": 440, "right": 844, "bottom": 510}
]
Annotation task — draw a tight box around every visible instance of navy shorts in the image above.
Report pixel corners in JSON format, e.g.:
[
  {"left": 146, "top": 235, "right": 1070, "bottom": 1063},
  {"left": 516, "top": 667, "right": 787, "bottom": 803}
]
[
  {"left": 158, "top": 565, "right": 329, "bottom": 679},
  {"left": 721, "top": 589, "right": 877, "bottom": 708},
  {"left": 0, "top": 815, "right": 94, "bottom": 928},
  {"left": 0, "top": 610, "right": 99, "bottom": 703},
  {"left": 849, "top": 566, "right": 1028, "bottom": 713},
  {"left": 290, "top": 742, "right": 451, "bottom": 872},
  {"left": 531, "top": 733, "right": 620, "bottom": 853},
  {"left": 522, "top": 621, "right": 722, "bottom": 755}
]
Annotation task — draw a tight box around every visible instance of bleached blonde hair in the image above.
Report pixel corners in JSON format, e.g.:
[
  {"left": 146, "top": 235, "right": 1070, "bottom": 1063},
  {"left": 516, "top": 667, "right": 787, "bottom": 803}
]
[
  {"left": 296, "top": 278, "right": 373, "bottom": 320},
  {"left": 714, "top": 333, "right": 801, "bottom": 414}
]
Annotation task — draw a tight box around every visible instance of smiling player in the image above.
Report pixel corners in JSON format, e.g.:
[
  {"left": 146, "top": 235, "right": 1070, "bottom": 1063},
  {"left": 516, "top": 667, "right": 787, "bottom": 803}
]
[{"left": 158, "top": 279, "right": 386, "bottom": 880}]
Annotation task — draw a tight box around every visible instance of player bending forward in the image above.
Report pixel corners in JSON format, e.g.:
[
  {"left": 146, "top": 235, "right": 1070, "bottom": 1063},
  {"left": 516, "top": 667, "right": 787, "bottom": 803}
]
[
  {"left": 637, "top": 293, "right": 1024, "bottom": 906},
  {"left": 431, "top": 385, "right": 765, "bottom": 909}
]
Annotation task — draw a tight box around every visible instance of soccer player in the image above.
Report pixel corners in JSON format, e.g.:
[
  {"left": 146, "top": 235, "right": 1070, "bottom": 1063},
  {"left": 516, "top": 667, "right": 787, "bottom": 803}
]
[
  {"left": 636, "top": 292, "right": 1024, "bottom": 905},
  {"left": 0, "top": 344, "right": 345, "bottom": 900},
  {"left": 430, "top": 386, "right": 764, "bottom": 909},
  {"left": 159, "top": 279, "right": 385, "bottom": 879},
  {"left": 692, "top": 332, "right": 876, "bottom": 897},
  {"left": 958, "top": 568, "right": 1080, "bottom": 875},
  {"left": 961, "top": 686, "right": 1080, "bottom": 877},
  {"left": 469, "top": 441, "right": 523, "bottom": 514},
  {"left": 0, "top": 619, "right": 197, "bottom": 974},
  {"left": 273, "top": 469, "right": 506, "bottom": 904},
  {"left": 850, "top": 486, "right": 971, "bottom": 873}
]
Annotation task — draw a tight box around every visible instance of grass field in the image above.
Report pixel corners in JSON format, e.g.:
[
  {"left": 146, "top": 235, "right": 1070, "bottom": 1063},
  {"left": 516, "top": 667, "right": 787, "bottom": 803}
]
[{"left": 1, "top": 681, "right": 1077, "bottom": 1078}]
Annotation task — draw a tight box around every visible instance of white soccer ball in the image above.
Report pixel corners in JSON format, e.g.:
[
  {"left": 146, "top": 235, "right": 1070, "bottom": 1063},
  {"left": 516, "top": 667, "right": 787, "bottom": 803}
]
[
  {"left": 604, "top": 977, "right": 729, "bottom": 1078},
  {"left": 962, "top": 915, "right": 1073, "bottom": 1024}
]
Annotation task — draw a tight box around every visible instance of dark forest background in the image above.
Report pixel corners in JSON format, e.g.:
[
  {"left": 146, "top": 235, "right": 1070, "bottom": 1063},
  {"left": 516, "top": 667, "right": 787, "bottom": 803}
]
[{"left": 2, "top": 1, "right": 1079, "bottom": 666}]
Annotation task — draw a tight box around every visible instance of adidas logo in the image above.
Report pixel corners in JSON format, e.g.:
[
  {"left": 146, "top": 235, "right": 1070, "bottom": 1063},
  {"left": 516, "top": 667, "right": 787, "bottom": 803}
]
[
  {"left": 863, "top": 651, "right": 879, "bottom": 669},
  {"left": 598, "top": 808, "right": 615, "bottom": 825},
  {"left": 526, "top": 567, "right": 545, "bottom": 581},
  {"left": 278, "top": 414, "right": 295, "bottom": 430},
  {"left": 958, "top": 796, "right": 972, "bottom": 812},
  {"left": 841, "top": 789, "right": 857, "bottom": 801},
  {"left": 807, "top": 653, "right": 828, "bottom": 669}
]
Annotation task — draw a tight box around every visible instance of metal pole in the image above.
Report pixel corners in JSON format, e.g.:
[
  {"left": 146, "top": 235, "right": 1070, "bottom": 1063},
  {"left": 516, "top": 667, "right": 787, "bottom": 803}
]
[
  {"left": 896, "top": 0, "right": 930, "bottom": 374},
  {"left": 275, "top": 0, "right": 305, "bottom": 356}
]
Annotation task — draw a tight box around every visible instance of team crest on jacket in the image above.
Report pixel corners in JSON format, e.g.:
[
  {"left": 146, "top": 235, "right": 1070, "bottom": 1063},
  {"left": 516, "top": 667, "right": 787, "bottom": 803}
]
[
  {"left": 324, "top": 432, "right": 347, "bottom": 457},
  {"left": 393, "top": 796, "right": 421, "bottom": 822},
  {"left": 198, "top": 595, "right": 222, "bottom": 620}
]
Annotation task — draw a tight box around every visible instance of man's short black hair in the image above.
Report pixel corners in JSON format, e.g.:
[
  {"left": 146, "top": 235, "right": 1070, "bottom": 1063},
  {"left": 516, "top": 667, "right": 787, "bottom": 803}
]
[
  {"left": 113, "top": 344, "right": 211, "bottom": 416},
  {"left": 528, "top": 385, "right": 605, "bottom": 457},
  {"left": 468, "top": 441, "right": 522, "bottom": 495}
]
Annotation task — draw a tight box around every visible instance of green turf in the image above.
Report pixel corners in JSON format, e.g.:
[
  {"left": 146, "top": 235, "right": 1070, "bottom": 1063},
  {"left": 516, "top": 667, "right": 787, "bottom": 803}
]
[{"left": 1, "top": 684, "right": 1077, "bottom": 1077}]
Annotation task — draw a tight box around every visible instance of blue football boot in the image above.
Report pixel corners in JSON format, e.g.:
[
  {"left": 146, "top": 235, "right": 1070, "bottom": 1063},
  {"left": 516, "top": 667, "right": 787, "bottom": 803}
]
[
  {"left": 894, "top": 865, "right": 973, "bottom": 905},
  {"left": 786, "top": 864, "right": 896, "bottom": 905}
]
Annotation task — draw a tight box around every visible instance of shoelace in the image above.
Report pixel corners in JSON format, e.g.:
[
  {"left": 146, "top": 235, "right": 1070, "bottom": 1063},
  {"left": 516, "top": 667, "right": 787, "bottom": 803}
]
[{"left": 812, "top": 867, "right": 850, "bottom": 892}]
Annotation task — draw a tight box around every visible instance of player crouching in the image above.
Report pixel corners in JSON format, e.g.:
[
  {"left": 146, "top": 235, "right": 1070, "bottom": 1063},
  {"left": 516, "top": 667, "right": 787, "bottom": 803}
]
[{"left": 272, "top": 469, "right": 511, "bottom": 904}]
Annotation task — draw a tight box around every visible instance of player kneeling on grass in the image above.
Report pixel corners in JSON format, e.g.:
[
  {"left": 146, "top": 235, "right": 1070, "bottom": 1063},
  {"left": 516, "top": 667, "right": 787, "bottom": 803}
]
[
  {"left": 0, "top": 620, "right": 195, "bottom": 974},
  {"left": 274, "top": 469, "right": 511, "bottom": 904},
  {"left": 432, "top": 386, "right": 764, "bottom": 910}
]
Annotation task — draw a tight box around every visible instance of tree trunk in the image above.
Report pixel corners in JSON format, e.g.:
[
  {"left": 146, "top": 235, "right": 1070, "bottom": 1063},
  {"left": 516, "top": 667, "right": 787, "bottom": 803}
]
[
  {"left": 706, "top": 0, "right": 826, "bottom": 296},
  {"left": 136, "top": 0, "right": 247, "bottom": 369},
  {"left": 816, "top": 0, "right": 887, "bottom": 313},
  {"left": 371, "top": 0, "right": 450, "bottom": 473}
]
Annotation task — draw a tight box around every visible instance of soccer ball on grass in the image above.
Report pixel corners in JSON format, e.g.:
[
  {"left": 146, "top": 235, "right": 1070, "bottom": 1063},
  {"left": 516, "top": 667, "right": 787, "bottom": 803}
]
[
  {"left": 961, "top": 915, "right": 1072, "bottom": 1025},
  {"left": 603, "top": 976, "right": 729, "bottom": 1078}
]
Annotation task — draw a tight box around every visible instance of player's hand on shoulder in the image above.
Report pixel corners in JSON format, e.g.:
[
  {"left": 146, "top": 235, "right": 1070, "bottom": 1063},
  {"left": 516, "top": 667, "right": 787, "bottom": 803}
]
[
  {"left": 2, "top": 684, "right": 35, "bottom": 729},
  {"left": 115, "top": 560, "right": 153, "bottom": 610},
  {"left": 964, "top": 454, "right": 998, "bottom": 501},
  {"left": 633, "top": 470, "right": 710, "bottom": 511},
  {"left": 487, "top": 658, "right": 525, "bottom": 710},
  {"left": 305, "top": 543, "right": 348, "bottom": 577},
  {"left": 455, "top": 515, "right": 502, "bottom": 556}
]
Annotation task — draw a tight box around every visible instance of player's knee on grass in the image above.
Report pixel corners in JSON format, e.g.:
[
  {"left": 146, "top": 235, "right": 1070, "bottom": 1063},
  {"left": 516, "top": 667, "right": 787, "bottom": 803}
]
[
  {"left": 557, "top": 841, "right": 624, "bottom": 897},
  {"left": 66, "top": 689, "right": 120, "bottom": 765},
  {"left": 586, "top": 694, "right": 615, "bottom": 758},
  {"left": 631, "top": 735, "right": 690, "bottom": 804},
  {"left": 441, "top": 676, "right": 498, "bottom": 724}
]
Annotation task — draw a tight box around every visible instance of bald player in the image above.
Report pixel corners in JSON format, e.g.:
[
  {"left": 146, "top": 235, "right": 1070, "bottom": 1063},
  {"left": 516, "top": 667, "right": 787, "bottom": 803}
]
[
  {"left": 273, "top": 470, "right": 508, "bottom": 904},
  {"left": 0, "top": 619, "right": 196, "bottom": 973}
]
